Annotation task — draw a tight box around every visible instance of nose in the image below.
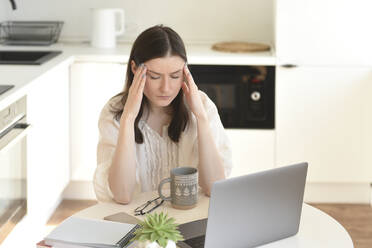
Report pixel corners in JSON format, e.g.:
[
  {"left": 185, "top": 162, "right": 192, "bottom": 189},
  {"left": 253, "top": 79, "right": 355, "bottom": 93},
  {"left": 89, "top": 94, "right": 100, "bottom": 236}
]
[{"left": 160, "top": 77, "right": 171, "bottom": 93}]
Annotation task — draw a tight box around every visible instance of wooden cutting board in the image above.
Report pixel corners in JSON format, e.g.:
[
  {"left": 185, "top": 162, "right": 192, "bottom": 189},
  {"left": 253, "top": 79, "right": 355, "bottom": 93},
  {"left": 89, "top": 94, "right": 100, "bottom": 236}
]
[{"left": 211, "top": 41, "right": 270, "bottom": 53}]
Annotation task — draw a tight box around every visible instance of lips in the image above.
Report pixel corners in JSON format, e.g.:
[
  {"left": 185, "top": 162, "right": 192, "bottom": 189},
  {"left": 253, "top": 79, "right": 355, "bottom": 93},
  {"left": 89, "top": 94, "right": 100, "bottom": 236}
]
[{"left": 158, "top": 96, "right": 171, "bottom": 99}]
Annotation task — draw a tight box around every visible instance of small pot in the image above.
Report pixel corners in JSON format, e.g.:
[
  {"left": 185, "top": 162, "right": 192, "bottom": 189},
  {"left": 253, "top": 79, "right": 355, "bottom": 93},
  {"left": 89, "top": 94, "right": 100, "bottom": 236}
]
[{"left": 138, "top": 240, "right": 176, "bottom": 248}]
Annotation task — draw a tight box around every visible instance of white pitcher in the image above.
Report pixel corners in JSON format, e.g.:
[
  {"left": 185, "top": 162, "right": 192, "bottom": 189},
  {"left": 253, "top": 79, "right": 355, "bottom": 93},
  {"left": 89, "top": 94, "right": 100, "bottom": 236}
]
[{"left": 91, "top": 8, "right": 125, "bottom": 48}]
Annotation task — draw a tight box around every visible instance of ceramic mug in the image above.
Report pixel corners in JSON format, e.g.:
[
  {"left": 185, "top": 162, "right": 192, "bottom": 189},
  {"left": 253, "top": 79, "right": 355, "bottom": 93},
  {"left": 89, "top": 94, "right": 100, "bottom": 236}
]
[{"left": 158, "top": 167, "right": 198, "bottom": 209}]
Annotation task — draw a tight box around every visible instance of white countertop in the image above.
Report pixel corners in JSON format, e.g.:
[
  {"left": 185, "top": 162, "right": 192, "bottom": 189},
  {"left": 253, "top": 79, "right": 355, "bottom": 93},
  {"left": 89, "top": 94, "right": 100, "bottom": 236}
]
[{"left": 0, "top": 41, "right": 276, "bottom": 110}]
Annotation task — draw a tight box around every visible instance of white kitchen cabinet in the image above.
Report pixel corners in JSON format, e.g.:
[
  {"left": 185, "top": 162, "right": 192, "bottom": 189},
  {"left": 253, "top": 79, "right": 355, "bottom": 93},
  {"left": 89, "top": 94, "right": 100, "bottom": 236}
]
[
  {"left": 361, "top": 71, "right": 372, "bottom": 184},
  {"left": 227, "top": 130, "right": 275, "bottom": 178},
  {"left": 27, "top": 62, "right": 70, "bottom": 222},
  {"left": 276, "top": 0, "right": 372, "bottom": 66},
  {"left": 70, "top": 62, "right": 127, "bottom": 181},
  {"left": 276, "top": 66, "right": 372, "bottom": 183}
]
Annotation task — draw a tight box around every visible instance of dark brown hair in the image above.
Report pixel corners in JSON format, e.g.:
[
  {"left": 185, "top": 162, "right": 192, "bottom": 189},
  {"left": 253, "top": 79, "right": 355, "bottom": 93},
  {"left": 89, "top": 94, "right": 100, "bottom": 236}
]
[{"left": 111, "top": 25, "right": 189, "bottom": 143}]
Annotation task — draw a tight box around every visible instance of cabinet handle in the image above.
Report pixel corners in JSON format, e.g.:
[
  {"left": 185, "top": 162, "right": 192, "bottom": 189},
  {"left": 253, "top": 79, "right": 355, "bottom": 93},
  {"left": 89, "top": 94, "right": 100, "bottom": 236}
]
[
  {"left": 281, "top": 64, "right": 298, "bottom": 68},
  {"left": 0, "top": 117, "right": 31, "bottom": 153}
]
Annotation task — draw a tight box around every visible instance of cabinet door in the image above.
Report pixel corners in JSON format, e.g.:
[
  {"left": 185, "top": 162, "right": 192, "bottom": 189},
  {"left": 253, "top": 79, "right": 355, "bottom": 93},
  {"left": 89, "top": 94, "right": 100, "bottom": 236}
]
[
  {"left": 27, "top": 63, "right": 70, "bottom": 221},
  {"left": 227, "top": 130, "right": 275, "bottom": 178},
  {"left": 276, "top": 0, "right": 372, "bottom": 66},
  {"left": 362, "top": 71, "right": 372, "bottom": 183},
  {"left": 276, "top": 66, "right": 372, "bottom": 183},
  {"left": 70, "top": 62, "right": 127, "bottom": 181}
]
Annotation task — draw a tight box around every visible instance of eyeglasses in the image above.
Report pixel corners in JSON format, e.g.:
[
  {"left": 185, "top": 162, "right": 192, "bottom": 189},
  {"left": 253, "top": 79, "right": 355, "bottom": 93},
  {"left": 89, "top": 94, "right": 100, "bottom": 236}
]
[{"left": 134, "top": 197, "right": 164, "bottom": 216}]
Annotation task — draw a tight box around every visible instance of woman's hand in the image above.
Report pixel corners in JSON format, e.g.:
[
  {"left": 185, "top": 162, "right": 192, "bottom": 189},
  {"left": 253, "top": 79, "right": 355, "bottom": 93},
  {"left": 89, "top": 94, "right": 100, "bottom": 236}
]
[
  {"left": 121, "top": 64, "right": 147, "bottom": 123},
  {"left": 183, "top": 64, "right": 226, "bottom": 195},
  {"left": 182, "top": 64, "right": 208, "bottom": 121}
]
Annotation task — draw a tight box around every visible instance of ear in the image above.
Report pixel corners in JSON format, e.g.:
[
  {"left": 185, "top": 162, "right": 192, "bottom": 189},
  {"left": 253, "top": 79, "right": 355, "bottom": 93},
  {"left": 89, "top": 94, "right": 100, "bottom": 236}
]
[{"left": 130, "top": 60, "right": 137, "bottom": 75}]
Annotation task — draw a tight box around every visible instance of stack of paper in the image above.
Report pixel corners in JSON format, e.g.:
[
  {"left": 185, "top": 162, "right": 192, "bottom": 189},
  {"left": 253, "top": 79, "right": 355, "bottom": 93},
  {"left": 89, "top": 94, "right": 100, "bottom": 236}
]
[{"left": 44, "top": 216, "right": 139, "bottom": 248}]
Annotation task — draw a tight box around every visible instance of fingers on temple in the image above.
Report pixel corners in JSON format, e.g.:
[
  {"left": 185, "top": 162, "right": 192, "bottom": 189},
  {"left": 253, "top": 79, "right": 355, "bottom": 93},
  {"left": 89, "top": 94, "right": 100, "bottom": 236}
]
[
  {"left": 184, "top": 65, "right": 196, "bottom": 88},
  {"left": 182, "top": 81, "right": 190, "bottom": 94},
  {"left": 134, "top": 64, "right": 147, "bottom": 91},
  {"left": 138, "top": 67, "right": 147, "bottom": 92},
  {"left": 132, "top": 64, "right": 142, "bottom": 84}
]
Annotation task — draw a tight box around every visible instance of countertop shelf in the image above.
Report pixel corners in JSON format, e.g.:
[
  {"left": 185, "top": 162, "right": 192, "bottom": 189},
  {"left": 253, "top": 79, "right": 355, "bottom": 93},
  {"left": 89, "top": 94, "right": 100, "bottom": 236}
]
[{"left": 0, "top": 41, "right": 276, "bottom": 110}]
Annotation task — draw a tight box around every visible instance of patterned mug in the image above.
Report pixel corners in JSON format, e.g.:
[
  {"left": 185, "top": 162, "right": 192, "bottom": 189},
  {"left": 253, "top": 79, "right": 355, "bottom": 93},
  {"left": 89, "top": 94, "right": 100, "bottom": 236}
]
[{"left": 158, "top": 167, "right": 198, "bottom": 209}]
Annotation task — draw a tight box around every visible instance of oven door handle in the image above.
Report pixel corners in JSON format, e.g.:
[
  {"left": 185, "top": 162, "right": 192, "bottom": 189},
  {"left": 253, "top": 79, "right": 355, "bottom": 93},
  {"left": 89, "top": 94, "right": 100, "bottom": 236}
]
[{"left": 0, "top": 122, "right": 31, "bottom": 154}]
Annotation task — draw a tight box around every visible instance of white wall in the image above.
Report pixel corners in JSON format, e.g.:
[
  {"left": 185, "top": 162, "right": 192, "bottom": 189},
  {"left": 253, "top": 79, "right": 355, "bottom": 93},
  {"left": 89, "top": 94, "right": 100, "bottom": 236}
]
[
  {"left": 0, "top": 0, "right": 9, "bottom": 21},
  {"left": 4, "top": 0, "right": 274, "bottom": 44}
]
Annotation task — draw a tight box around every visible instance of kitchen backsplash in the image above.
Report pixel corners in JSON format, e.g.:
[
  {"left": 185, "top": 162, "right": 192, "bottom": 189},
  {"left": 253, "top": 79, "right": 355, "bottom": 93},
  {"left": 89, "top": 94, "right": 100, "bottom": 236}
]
[
  {"left": 0, "top": 0, "right": 274, "bottom": 44},
  {"left": 0, "top": 2, "right": 7, "bottom": 22}
]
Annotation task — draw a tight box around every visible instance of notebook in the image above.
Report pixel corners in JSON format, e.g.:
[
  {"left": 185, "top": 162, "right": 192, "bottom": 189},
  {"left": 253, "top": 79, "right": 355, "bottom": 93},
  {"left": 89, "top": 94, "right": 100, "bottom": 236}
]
[
  {"left": 44, "top": 216, "right": 141, "bottom": 248},
  {"left": 178, "top": 162, "right": 308, "bottom": 248}
]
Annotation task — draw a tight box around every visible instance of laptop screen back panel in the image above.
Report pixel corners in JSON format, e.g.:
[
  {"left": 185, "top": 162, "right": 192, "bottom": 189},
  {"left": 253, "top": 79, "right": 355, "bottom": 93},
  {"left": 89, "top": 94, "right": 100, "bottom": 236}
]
[{"left": 204, "top": 163, "right": 308, "bottom": 248}]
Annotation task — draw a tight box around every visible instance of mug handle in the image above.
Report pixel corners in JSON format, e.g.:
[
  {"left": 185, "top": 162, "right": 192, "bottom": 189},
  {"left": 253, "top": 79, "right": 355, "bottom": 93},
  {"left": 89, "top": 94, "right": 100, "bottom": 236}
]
[
  {"left": 158, "top": 178, "right": 172, "bottom": 201},
  {"left": 115, "top": 9, "right": 125, "bottom": 36}
]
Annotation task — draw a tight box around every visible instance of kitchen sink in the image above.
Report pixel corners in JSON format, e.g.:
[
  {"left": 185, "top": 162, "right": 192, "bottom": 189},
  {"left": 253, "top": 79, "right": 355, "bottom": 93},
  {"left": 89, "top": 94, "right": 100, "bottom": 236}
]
[
  {"left": 0, "top": 85, "right": 14, "bottom": 96},
  {"left": 0, "top": 50, "right": 62, "bottom": 65}
]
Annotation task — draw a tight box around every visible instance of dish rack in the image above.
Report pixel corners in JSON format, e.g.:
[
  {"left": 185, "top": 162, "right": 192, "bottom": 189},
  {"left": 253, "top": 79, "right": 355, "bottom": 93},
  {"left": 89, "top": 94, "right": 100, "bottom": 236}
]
[{"left": 0, "top": 21, "right": 64, "bottom": 46}]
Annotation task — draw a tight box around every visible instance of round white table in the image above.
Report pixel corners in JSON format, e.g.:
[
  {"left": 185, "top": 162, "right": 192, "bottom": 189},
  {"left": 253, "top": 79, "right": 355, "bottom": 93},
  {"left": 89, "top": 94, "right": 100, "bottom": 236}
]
[{"left": 74, "top": 191, "right": 354, "bottom": 248}]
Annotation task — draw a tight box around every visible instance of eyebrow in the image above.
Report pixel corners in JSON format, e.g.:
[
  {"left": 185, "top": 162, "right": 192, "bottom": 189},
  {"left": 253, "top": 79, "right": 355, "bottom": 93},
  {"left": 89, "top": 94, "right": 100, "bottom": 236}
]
[{"left": 147, "top": 69, "right": 182, "bottom": 75}]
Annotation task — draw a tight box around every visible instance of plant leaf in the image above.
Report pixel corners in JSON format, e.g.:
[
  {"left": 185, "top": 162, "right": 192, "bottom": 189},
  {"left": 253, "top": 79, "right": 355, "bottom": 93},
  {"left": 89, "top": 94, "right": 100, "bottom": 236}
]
[
  {"left": 158, "top": 237, "right": 167, "bottom": 247},
  {"left": 157, "top": 230, "right": 166, "bottom": 237},
  {"left": 141, "top": 228, "right": 155, "bottom": 234},
  {"left": 150, "top": 232, "right": 157, "bottom": 242},
  {"left": 164, "top": 217, "right": 175, "bottom": 225},
  {"left": 139, "top": 234, "right": 150, "bottom": 242},
  {"left": 144, "top": 217, "right": 154, "bottom": 228},
  {"left": 132, "top": 211, "right": 184, "bottom": 246},
  {"left": 156, "top": 213, "right": 160, "bottom": 224}
]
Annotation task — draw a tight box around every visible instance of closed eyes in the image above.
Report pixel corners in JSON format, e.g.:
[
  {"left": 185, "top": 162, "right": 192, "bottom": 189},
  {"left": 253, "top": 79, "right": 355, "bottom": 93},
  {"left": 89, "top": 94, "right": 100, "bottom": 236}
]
[
  {"left": 148, "top": 74, "right": 180, "bottom": 80},
  {"left": 150, "top": 75, "right": 160, "bottom": 80},
  {"left": 147, "top": 68, "right": 182, "bottom": 80}
]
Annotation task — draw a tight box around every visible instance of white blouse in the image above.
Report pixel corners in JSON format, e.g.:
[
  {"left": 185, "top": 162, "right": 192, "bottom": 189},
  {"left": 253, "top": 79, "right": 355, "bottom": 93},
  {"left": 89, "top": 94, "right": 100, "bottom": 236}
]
[{"left": 93, "top": 91, "right": 233, "bottom": 202}]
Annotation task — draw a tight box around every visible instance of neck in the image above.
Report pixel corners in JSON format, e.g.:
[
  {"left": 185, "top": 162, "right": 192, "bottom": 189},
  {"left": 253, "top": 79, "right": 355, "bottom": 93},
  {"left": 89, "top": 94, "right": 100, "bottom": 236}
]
[{"left": 149, "top": 104, "right": 171, "bottom": 116}]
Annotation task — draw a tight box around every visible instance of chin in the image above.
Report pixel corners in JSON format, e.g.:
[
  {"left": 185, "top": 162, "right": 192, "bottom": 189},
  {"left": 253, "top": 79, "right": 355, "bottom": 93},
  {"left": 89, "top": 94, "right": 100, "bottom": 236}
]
[
  {"left": 151, "top": 96, "right": 176, "bottom": 107},
  {"left": 155, "top": 100, "right": 172, "bottom": 107}
]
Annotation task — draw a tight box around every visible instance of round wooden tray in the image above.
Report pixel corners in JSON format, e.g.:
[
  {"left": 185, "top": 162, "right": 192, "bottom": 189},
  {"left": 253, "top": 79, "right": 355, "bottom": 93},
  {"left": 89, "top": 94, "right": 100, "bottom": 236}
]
[{"left": 211, "top": 41, "right": 270, "bottom": 53}]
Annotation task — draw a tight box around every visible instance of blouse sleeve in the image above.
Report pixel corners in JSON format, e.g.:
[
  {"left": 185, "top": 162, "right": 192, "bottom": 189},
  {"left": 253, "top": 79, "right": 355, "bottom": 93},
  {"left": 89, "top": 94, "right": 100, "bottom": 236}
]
[
  {"left": 200, "top": 91, "right": 233, "bottom": 177},
  {"left": 93, "top": 101, "right": 119, "bottom": 202}
]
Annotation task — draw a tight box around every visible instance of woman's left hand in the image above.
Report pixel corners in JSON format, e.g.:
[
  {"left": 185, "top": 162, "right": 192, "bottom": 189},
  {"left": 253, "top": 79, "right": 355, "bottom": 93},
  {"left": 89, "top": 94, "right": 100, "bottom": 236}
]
[{"left": 182, "top": 64, "right": 208, "bottom": 121}]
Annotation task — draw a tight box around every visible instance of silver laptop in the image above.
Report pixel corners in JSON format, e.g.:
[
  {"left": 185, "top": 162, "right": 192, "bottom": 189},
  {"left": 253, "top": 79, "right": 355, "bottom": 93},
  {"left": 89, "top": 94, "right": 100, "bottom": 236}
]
[{"left": 178, "top": 162, "right": 308, "bottom": 248}]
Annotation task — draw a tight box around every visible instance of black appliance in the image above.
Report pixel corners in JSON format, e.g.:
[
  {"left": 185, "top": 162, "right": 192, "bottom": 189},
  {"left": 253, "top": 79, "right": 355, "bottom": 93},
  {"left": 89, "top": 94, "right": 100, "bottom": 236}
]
[{"left": 188, "top": 64, "right": 275, "bottom": 129}]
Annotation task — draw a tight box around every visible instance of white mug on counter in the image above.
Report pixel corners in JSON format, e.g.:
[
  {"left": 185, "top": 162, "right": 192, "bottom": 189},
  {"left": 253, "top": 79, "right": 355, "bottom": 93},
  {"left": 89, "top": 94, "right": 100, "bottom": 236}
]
[{"left": 91, "top": 8, "right": 125, "bottom": 48}]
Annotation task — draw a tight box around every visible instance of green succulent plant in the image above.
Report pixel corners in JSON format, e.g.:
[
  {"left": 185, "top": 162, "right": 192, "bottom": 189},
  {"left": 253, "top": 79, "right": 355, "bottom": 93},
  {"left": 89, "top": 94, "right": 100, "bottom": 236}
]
[{"left": 132, "top": 212, "right": 184, "bottom": 247}]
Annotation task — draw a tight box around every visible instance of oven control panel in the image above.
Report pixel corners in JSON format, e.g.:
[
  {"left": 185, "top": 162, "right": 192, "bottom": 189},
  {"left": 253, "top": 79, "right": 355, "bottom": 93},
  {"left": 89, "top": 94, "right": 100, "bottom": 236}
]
[{"left": 0, "top": 96, "right": 26, "bottom": 136}]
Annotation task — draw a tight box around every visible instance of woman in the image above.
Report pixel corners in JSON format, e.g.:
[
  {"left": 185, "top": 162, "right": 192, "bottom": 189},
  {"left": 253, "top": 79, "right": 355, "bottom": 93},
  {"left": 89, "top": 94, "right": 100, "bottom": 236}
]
[{"left": 94, "top": 25, "right": 232, "bottom": 204}]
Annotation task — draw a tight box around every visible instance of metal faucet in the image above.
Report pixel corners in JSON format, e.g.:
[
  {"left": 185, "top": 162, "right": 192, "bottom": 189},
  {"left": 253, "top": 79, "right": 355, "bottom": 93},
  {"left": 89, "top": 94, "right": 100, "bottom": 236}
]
[{"left": 9, "top": 0, "right": 17, "bottom": 10}]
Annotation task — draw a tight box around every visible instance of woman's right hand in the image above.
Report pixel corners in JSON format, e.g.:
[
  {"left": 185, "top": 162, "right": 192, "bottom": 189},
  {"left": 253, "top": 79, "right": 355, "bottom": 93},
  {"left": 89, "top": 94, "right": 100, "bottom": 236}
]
[{"left": 121, "top": 64, "right": 147, "bottom": 123}]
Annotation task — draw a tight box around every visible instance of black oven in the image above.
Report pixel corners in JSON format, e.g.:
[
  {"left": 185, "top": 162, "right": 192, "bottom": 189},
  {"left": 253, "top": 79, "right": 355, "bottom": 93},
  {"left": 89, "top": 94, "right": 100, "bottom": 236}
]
[{"left": 188, "top": 65, "right": 275, "bottom": 129}]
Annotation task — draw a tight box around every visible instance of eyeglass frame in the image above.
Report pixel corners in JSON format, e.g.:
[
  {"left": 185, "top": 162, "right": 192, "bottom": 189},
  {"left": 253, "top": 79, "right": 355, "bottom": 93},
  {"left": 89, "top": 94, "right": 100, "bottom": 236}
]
[{"left": 134, "top": 196, "right": 165, "bottom": 216}]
